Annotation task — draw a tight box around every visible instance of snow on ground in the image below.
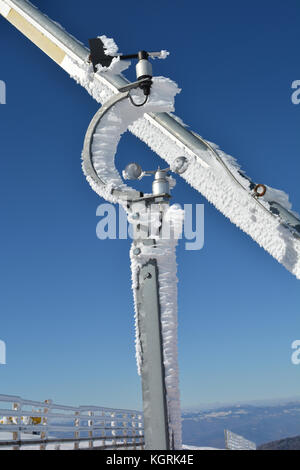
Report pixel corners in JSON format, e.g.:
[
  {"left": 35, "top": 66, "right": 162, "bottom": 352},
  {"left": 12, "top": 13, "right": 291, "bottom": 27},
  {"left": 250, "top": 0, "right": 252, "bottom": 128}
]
[
  {"left": 0, "top": 431, "right": 39, "bottom": 450},
  {"left": 0, "top": 432, "right": 220, "bottom": 450},
  {"left": 182, "top": 445, "right": 222, "bottom": 450},
  {"left": 0, "top": 432, "right": 139, "bottom": 450},
  {"left": 0, "top": 432, "right": 37, "bottom": 440}
]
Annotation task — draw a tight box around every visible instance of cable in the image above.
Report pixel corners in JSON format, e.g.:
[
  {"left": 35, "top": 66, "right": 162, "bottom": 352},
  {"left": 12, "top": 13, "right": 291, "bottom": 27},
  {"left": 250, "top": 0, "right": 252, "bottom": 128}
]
[{"left": 128, "top": 93, "right": 149, "bottom": 107}]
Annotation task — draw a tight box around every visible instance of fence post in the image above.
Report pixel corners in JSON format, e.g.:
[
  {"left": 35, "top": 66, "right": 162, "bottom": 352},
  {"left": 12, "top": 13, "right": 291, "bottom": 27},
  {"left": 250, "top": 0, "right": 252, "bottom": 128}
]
[
  {"left": 132, "top": 414, "right": 137, "bottom": 450},
  {"left": 138, "top": 414, "right": 144, "bottom": 449},
  {"left": 0, "top": 394, "right": 145, "bottom": 451},
  {"left": 40, "top": 399, "right": 51, "bottom": 450},
  {"left": 12, "top": 402, "right": 20, "bottom": 450},
  {"left": 101, "top": 431, "right": 106, "bottom": 448},
  {"left": 74, "top": 411, "right": 80, "bottom": 449},
  {"left": 101, "top": 411, "right": 106, "bottom": 448},
  {"left": 88, "top": 411, "right": 94, "bottom": 449},
  {"left": 111, "top": 412, "right": 117, "bottom": 448},
  {"left": 122, "top": 413, "right": 127, "bottom": 449}
]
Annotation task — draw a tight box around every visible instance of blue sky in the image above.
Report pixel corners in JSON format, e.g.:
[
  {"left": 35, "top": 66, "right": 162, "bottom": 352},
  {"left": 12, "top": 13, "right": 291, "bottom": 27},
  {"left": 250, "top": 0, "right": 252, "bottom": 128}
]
[{"left": 0, "top": 0, "right": 299, "bottom": 411}]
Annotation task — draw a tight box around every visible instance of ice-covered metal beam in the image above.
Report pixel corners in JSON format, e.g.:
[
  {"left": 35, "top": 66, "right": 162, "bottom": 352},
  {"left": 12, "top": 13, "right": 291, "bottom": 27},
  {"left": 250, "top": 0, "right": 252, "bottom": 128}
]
[
  {"left": 2, "top": 0, "right": 300, "bottom": 280},
  {"left": 0, "top": 0, "right": 210, "bottom": 169},
  {"left": 0, "top": 0, "right": 87, "bottom": 66}
]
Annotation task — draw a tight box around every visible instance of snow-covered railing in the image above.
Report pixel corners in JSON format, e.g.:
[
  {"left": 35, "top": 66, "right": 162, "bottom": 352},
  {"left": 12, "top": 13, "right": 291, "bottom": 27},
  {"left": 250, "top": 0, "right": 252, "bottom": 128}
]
[{"left": 0, "top": 394, "right": 144, "bottom": 450}]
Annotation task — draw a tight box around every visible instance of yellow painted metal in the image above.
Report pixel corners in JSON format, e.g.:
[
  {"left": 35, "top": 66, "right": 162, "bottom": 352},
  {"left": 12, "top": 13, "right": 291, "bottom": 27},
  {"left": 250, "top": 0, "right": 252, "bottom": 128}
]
[{"left": 6, "top": 8, "right": 66, "bottom": 65}]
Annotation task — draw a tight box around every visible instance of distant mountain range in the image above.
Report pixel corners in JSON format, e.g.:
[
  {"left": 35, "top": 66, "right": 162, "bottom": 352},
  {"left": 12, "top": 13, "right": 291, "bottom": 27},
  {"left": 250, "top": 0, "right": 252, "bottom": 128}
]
[
  {"left": 182, "top": 401, "right": 300, "bottom": 449},
  {"left": 258, "top": 435, "right": 300, "bottom": 450}
]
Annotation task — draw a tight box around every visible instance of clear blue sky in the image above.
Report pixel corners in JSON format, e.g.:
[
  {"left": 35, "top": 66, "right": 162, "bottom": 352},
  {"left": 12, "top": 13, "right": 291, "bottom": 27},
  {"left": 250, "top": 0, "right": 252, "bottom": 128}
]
[{"left": 0, "top": 0, "right": 299, "bottom": 411}]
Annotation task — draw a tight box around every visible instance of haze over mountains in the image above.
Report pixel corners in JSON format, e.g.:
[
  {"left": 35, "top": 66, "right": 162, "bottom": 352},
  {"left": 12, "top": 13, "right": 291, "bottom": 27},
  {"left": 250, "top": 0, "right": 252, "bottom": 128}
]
[{"left": 182, "top": 400, "right": 300, "bottom": 449}]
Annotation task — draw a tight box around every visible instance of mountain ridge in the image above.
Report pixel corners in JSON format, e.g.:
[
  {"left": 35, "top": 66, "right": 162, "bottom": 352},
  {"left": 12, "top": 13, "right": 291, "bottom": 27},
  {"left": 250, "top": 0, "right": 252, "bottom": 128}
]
[{"left": 182, "top": 401, "right": 300, "bottom": 449}]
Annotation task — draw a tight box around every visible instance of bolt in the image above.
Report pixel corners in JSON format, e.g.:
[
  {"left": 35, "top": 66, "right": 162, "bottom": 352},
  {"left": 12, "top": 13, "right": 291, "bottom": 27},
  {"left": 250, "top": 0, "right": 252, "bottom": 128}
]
[
  {"left": 133, "top": 248, "right": 141, "bottom": 256},
  {"left": 144, "top": 272, "right": 152, "bottom": 280}
]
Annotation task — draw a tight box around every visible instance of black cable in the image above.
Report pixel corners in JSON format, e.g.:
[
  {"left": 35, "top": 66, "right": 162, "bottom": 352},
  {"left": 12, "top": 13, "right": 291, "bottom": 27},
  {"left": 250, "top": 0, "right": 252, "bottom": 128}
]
[{"left": 128, "top": 93, "right": 149, "bottom": 107}]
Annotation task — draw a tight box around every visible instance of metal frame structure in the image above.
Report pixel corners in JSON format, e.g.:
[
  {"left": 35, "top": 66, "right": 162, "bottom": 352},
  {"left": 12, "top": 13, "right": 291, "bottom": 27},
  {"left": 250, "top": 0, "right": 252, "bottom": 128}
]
[
  {"left": 0, "top": 0, "right": 228, "bottom": 172},
  {"left": 1, "top": 0, "right": 300, "bottom": 239},
  {"left": 81, "top": 91, "right": 139, "bottom": 202},
  {"left": 0, "top": 394, "right": 144, "bottom": 450},
  {"left": 2, "top": 0, "right": 300, "bottom": 451},
  {"left": 1, "top": 0, "right": 183, "bottom": 445},
  {"left": 82, "top": 86, "right": 176, "bottom": 449}
]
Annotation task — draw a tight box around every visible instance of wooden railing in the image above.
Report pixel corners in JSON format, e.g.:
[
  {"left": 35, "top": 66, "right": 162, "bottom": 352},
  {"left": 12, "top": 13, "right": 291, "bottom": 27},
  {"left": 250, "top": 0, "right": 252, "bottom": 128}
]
[{"left": 0, "top": 394, "right": 144, "bottom": 450}]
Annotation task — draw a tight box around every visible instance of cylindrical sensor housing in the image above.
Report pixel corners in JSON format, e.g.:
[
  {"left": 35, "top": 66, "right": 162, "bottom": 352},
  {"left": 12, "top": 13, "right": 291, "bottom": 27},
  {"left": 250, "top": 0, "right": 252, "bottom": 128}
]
[
  {"left": 136, "top": 60, "right": 152, "bottom": 80},
  {"left": 152, "top": 170, "right": 170, "bottom": 196}
]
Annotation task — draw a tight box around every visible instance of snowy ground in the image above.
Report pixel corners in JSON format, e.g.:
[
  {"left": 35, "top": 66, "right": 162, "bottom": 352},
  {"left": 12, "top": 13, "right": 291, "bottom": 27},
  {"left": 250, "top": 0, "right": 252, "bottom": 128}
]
[
  {"left": 0, "top": 432, "right": 37, "bottom": 440},
  {"left": 0, "top": 432, "right": 221, "bottom": 450},
  {"left": 0, "top": 432, "right": 142, "bottom": 450},
  {"left": 0, "top": 431, "right": 40, "bottom": 450},
  {"left": 182, "top": 445, "right": 222, "bottom": 450}
]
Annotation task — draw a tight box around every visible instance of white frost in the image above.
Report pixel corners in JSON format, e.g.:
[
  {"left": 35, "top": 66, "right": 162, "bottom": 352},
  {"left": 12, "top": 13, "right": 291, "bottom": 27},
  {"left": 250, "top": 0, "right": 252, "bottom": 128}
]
[
  {"left": 67, "top": 44, "right": 300, "bottom": 279},
  {"left": 157, "top": 50, "right": 170, "bottom": 60},
  {"left": 82, "top": 71, "right": 183, "bottom": 448},
  {"left": 82, "top": 76, "right": 180, "bottom": 203},
  {"left": 129, "top": 203, "right": 184, "bottom": 450}
]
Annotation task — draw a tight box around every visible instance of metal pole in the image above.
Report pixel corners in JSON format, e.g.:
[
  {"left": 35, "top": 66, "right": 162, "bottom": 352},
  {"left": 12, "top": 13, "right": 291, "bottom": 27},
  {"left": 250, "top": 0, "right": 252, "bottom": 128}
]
[
  {"left": 135, "top": 259, "right": 170, "bottom": 450},
  {"left": 81, "top": 85, "right": 177, "bottom": 448},
  {"left": 129, "top": 171, "right": 178, "bottom": 450},
  {"left": 2, "top": 1, "right": 184, "bottom": 446}
]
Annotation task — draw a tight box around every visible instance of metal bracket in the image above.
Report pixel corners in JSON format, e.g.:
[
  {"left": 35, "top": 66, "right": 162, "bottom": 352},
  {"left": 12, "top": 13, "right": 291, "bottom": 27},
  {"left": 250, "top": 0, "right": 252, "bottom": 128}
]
[{"left": 81, "top": 91, "right": 140, "bottom": 202}]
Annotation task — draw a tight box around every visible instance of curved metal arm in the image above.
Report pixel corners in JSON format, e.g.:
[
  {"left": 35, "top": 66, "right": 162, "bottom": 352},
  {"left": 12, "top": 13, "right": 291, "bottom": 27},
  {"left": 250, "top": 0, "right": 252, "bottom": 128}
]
[{"left": 82, "top": 92, "right": 140, "bottom": 202}]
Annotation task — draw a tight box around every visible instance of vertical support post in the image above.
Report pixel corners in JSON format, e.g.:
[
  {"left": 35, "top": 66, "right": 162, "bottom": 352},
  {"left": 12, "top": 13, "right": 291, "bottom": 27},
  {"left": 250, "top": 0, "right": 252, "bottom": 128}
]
[
  {"left": 136, "top": 259, "right": 170, "bottom": 450},
  {"left": 88, "top": 411, "right": 94, "bottom": 449},
  {"left": 138, "top": 414, "right": 144, "bottom": 449},
  {"left": 101, "top": 412, "right": 106, "bottom": 448},
  {"left": 111, "top": 412, "right": 116, "bottom": 448},
  {"left": 74, "top": 411, "right": 80, "bottom": 449},
  {"left": 122, "top": 412, "right": 127, "bottom": 448},
  {"left": 12, "top": 402, "right": 20, "bottom": 451},
  {"left": 40, "top": 399, "right": 51, "bottom": 450}
]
